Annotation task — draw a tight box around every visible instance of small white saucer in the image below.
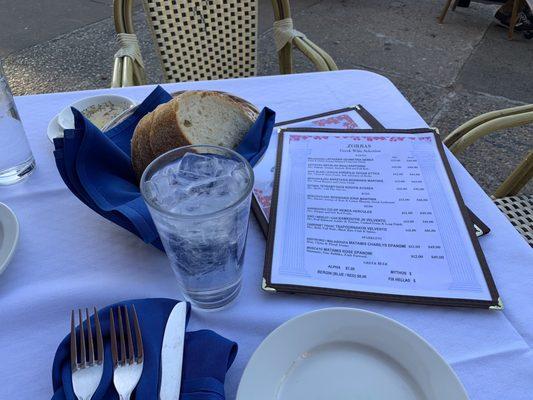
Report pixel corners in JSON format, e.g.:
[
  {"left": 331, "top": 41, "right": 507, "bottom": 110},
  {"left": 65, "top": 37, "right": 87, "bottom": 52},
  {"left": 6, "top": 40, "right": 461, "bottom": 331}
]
[
  {"left": 0, "top": 202, "right": 19, "bottom": 275},
  {"left": 47, "top": 113, "right": 63, "bottom": 143}
]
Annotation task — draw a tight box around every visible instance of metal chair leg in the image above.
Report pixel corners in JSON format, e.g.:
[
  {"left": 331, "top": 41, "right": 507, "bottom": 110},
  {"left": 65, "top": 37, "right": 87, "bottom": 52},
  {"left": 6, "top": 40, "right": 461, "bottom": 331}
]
[
  {"left": 451, "top": 0, "right": 460, "bottom": 11},
  {"left": 494, "top": 152, "right": 533, "bottom": 197},
  {"left": 509, "top": 0, "right": 523, "bottom": 40},
  {"left": 439, "top": 0, "right": 454, "bottom": 23}
]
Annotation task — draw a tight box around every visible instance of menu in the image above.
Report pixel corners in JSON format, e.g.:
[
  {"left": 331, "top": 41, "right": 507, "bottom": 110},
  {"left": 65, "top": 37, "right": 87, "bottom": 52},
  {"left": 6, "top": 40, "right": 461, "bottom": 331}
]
[
  {"left": 252, "top": 106, "right": 384, "bottom": 235},
  {"left": 263, "top": 128, "right": 500, "bottom": 308},
  {"left": 252, "top": 108, "right": 489, "bottom": 239}
]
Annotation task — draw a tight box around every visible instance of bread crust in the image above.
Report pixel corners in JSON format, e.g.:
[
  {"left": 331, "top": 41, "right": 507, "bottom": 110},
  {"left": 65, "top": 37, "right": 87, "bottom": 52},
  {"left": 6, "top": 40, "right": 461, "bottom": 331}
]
[
  {"left": 131, "top": 111, "right": 154, "bottom": 179},
  {"left": 149, "top": 99, "right": 190, "bottom": 157}
]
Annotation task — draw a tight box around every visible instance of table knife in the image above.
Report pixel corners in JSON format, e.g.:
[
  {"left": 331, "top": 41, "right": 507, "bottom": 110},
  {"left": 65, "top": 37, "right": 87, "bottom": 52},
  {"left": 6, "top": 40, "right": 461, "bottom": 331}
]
[{"left": 159, "top": 302, "right": 187, "bottom": 400}]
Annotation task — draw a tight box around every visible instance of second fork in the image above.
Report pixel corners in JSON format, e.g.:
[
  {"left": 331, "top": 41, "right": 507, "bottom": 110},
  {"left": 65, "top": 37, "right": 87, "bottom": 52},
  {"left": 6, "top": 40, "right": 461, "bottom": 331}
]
[{"left": 109, "top": 305, "right": 144, "bottom": 400}]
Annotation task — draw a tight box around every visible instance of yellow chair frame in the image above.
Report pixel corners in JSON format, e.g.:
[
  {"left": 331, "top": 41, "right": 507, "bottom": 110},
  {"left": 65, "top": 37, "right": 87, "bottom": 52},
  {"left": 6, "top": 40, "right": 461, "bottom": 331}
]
[{"left": 443, "top": 104, "right": 533, "bottom": 198}]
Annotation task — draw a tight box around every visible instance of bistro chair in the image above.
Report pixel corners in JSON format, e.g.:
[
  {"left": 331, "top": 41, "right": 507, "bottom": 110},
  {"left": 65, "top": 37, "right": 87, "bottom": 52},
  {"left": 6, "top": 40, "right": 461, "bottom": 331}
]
[
  {"left": 443, "top": 104, "right": 533, "bottom": 246},
  {"left": 111, "top": 0, "right": 338, "bottom": 87},
  {"left": 438, "top": 0, "right": 525, "bottom": 40}
]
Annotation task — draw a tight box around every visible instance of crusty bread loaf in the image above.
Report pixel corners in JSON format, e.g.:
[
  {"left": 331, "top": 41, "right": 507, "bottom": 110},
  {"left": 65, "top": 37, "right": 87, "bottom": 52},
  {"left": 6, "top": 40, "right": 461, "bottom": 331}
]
[
  {"left": 131, "top": 110, "right": 154, "bottom": 178},
  {"left": 132, "top": 90, "right": 256, "bottom": 179}
]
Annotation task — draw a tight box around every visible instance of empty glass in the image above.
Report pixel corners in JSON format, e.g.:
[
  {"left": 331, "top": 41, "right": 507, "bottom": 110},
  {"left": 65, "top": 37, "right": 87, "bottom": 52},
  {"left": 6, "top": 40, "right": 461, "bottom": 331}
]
[
  {"left": 141, "top": 145, "right": 254, "bottom": 310},
  {"left": 0, "top": 62, "right": 35, "bottom": 185}
]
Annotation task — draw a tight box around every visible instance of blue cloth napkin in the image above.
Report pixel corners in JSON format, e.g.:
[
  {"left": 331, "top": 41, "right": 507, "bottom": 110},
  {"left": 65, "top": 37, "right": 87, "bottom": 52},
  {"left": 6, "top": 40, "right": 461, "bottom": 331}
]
[
  {"left": 53, "top": 86, "right": 276, "bottom": 250},
  {"left": 51, "top": 298, "right": 237, "bottom": 400}
]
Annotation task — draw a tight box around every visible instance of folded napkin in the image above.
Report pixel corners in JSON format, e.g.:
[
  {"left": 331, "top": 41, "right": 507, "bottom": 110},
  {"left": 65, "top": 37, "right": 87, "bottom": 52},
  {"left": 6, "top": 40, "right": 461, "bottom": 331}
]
[
  {"left": 52, "top": 298, "right": 237, "bottom": 400},
  {"left": 53, "top": 86, "right": 276, "bottom": 250}
]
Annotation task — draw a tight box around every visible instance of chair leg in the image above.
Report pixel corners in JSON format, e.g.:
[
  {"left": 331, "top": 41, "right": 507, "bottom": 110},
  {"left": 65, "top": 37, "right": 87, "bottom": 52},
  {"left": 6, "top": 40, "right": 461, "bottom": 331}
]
[
  {"left": 123, "top": 0, "right": 135, "bottom": 34},
  {"left": 493, "top": 151, "right": 533, "bottom": 197},
  {"left": 508, "top": 0, "right": 523, "bottom": 40},
  {"left": 439, "top": 0, "right": 454, "bottom": 23},
  {"left": 113, "top": 0, "right": 125, "bottom": 33},
  {"left": 451, "top": 0, "right": 460, "bottom": 11}
]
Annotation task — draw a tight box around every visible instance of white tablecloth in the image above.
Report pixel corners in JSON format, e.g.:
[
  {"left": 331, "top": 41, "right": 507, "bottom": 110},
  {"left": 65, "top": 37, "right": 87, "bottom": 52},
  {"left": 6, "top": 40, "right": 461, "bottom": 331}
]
[{"left": 1, "top": 71, "right": 532, "bottom": 399}]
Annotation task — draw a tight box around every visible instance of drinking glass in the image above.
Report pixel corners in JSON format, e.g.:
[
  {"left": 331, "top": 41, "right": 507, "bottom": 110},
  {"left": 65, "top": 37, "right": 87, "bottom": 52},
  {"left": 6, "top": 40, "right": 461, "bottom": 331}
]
[
  {"left": 141, "top": 145, "right": 254, "bottom": 310},
  {"left": 0, "top": 63, "right": 35, "bottom": 185}
]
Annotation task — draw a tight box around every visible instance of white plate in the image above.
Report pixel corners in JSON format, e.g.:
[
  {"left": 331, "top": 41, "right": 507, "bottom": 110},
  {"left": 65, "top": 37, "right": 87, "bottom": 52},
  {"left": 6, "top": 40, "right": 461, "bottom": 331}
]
[
  {"left": 237, "top": 308, "right": 468, "bottom": 400},
  {"left": 47, "top": 113, "right": 63, "bottom": 143},
  {"left": 57, "top": 94, "right": 136, "bottom": 131},
  {"left": 0, "top": 202, "right": 19, "bottom": 275}
]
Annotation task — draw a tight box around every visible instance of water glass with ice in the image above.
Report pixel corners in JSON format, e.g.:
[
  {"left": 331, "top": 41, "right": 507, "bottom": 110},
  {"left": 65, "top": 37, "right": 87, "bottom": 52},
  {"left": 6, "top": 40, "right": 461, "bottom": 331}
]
[
  {"left": 0, "top": 62, "right": 35, "bottom": 185},
  {"left": 141, "top": 145, "right": 254, "bottom": 310}
]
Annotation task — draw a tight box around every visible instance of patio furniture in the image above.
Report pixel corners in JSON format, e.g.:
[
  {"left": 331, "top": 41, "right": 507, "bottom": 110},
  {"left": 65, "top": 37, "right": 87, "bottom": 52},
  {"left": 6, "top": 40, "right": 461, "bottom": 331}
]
[
  {"left": 111, "top": 0, "right": 338, "bottom": 87},
  {"left": 3, "top": 71, "right": 533, "bottom": 399},
  {"left": 444, "top": 104, "right": 533, "bottom": 245},
  {"left": 438, "top": 0, "right": 525, "bottom": 40},
  {"left": 438, "top": 0, "right": 459, "bottom": 23}
]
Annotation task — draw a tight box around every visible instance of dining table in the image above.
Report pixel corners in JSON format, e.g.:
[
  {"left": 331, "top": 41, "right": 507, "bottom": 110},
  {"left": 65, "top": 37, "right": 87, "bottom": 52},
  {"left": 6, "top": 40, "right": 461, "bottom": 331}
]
[{"left": 0, "top": 70, "right": 532, "bottom": 399}]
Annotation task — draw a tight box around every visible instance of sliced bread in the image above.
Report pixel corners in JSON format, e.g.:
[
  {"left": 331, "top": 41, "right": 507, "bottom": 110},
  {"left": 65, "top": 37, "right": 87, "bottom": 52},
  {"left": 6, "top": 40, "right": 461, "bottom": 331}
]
[
  {"left": 149, "top": 90, "right": 255, "bottom": 154},
  {"left": 131, "top": 110, "right": 156, "bottom": 179},
  {"left": 132, "top": 90, "right": 256, "bottom": 179}
]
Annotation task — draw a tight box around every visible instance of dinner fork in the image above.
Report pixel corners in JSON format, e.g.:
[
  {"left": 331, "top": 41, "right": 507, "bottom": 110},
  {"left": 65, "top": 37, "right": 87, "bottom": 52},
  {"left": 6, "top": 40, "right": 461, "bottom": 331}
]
[
  {"left": 70, "top": 308, "right": 104, "bottom": 400},
  {"left": 110, "top": 305, "right": 144, "bottom": 400}
]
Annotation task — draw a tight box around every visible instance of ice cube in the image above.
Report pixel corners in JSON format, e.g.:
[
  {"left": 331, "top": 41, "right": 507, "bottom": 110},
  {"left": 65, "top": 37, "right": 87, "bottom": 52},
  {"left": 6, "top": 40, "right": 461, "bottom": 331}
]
[
  {"left": 178, "top": 153, "right": 217, "bottom": 177},
  {"left": 213, "top": 157, "right": 241, "bottom": 177},
  {"left": 178, "top": 152, "right": 238, "bottom": 178},
  {"left": 147, "top": 153, "right": 250, "bottom": 215},
  {"left": 230, "top": 164, "right": 250, "bottom": 189},
  {"left": 186, "top": 176, "right": 220, "bottom": 195},
  {"left": 146, "top": 173, "right": 183, "bottom": 209}
]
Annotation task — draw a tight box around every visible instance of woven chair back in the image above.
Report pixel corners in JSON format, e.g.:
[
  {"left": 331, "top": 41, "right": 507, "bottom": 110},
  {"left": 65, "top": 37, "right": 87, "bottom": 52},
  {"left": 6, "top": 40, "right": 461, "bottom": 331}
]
[{"left": 142, "top": 0, "right": 258, "bottom": 82}]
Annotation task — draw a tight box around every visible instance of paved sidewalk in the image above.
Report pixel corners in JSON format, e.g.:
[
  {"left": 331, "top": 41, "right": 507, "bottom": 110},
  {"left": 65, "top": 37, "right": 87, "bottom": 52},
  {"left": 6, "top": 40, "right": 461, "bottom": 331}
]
[{"left": 1, "top": 0, "right": 531, "bottom": 194}]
